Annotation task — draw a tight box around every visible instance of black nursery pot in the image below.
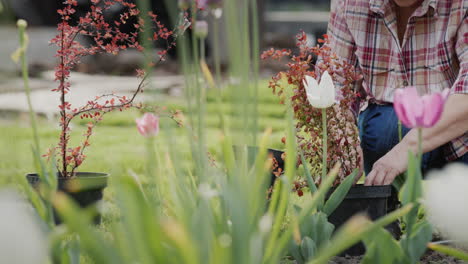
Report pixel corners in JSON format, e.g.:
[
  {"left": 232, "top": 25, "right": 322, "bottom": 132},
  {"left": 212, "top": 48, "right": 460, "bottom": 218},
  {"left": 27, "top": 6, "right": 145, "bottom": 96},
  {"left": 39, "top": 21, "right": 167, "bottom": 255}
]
[
  {"left": 253, "top": 147, "right": 401, "bottom": 256},
  {"left": 233, "top": 146, "right": 284, "bottom": 186},
  {"left": 326, "top": 184, "right": 401, "bottom": 256},
  {"left": 26, "top": 172, "right": 109, "bottom": 225}
]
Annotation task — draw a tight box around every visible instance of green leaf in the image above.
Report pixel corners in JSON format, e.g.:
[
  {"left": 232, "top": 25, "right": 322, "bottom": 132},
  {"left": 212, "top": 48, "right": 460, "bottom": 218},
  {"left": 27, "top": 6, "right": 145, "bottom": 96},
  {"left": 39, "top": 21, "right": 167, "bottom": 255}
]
[
  {"left": 428, "top": 242, "right": 468, "bottom": 261},
  {"left": 401, "top": 152, "right": 422, "bottom": 205},
  {"left": 392, "top": 173, "right": 406, "bottom": 192},
  {"left": 362, "top": 228, "right": 405, "bottom": 264},
  {"left": 400, "top": 151, "right": 423, "bottom": 235},
  {"left": 400, "top": 220, "right": 432, "bottom": 263},
  {"left": 298, "top": 164, "right": 340, "bottom": 221},
  {"left": 61, "top": 238, "right": 80, "bottom": 264},
  {"left": 309, "top": 204, "right": 414, "bottom": 264},
  {"left": 323, "top": 169, "right": 357, "bottom": 216},
  {"left": 300, "top": 237, "right": 317, "bottom": 261},
  {"left": 288, "top": 240, "right": 306, "bottom": 264},
  {"left": 288, "top": 212, "right": 333, "bottom": 264},
  {"left": 299, "top": 151, "right": 317, "bottom": 193},
  {"left": 301, "top": 212, "right": 334, "bottom": 250}
]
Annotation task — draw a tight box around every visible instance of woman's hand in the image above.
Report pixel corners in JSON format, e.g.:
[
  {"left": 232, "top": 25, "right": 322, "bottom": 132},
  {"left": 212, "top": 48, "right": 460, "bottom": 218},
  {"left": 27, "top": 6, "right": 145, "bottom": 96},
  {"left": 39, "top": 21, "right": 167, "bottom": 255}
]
[
  {"left": 364, "top": 142, "right": 408, "bottom": 186},
  {"left": 364, "top": 94, "right": 468, "bottom": 186}
]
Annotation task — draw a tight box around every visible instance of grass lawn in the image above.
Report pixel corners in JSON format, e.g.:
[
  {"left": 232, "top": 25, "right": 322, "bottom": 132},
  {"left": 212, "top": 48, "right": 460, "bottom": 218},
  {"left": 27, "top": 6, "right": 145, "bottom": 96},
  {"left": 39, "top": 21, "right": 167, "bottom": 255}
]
[
  {"left": 0, "top": 80, "right": 288, "bottom": 179},
  {"left": 0, "top": 80, "right": 308, "bottom": 226}
]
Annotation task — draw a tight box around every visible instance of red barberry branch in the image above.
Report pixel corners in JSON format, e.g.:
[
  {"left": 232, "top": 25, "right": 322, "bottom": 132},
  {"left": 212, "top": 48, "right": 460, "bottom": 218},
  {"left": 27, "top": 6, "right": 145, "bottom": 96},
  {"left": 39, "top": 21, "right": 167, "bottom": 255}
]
[
  {"left": 262, "top": 32, "right": 363, "bottom": 184},
  {"left": 48, "top": 0, "right": 191, "bottom": 177}
]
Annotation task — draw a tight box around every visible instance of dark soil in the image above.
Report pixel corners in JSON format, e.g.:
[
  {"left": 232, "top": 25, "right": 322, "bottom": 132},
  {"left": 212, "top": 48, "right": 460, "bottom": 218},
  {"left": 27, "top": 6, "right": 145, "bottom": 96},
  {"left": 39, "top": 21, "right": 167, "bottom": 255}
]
[
  {"left": 420, "top": 250, "right": 465, "bottom": 264},
  {"left": 328, "top": 250, "right": 466, "bottom": 264},
  {"left": 329, "top": 255, "right": 362, "bottom": 264}
]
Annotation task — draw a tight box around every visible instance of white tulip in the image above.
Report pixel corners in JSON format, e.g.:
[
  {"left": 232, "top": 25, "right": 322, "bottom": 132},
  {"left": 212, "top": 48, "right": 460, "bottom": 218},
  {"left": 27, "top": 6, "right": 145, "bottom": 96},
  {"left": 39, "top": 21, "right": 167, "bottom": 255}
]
[
  {"left": 303, "top": 71, "right": 336, "bottom": 109},
  {"left": 0, "top": 190, "right": 47, "bottom": 264},
  {"left": 424, "top": 164, "right": 468, "bottom": 248}
]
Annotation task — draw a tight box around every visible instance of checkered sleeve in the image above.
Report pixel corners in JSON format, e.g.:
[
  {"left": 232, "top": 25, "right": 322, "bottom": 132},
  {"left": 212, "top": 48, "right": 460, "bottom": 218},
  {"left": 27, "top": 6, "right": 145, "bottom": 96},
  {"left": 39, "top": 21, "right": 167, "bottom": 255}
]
[
  {"left": 452, "top": 8, "right": 468, "bottom": 94},
  {"left": 327, "top": 0, "right": 357, "bottom": 66},
  {"left": 327, "top": 0, "right": 363, "bottom": 117}
]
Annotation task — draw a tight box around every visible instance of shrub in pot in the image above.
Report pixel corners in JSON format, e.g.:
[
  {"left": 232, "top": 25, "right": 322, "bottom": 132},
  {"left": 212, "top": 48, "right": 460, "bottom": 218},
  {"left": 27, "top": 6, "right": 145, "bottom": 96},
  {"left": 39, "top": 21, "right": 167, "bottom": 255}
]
[{"left": 25, "top": 0, "right": 189, "bottom": 224}]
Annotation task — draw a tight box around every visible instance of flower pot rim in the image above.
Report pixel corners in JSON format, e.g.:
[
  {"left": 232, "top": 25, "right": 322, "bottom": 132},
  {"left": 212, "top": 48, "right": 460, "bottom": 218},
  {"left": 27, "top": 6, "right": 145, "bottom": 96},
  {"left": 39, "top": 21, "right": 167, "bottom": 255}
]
[
  {"left": 26, "top": 172, "right": 109, "bottom": 191},
  {"left": 26, "top": 172, "right": 110, "bottom": 179},
  {"left": 327, "top": 184, "right": 394, "bottom": 199}
]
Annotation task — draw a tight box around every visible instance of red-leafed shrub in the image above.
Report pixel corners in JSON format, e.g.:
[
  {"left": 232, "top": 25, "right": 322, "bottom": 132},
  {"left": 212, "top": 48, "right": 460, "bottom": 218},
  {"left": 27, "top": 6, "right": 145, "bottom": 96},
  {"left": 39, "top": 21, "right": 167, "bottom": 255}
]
[
  {"left": 45, "top": 0, "right": 190, "bottom": 177},
  {"left": 262, "top": 32, "right": 362, "bottom": 185}
]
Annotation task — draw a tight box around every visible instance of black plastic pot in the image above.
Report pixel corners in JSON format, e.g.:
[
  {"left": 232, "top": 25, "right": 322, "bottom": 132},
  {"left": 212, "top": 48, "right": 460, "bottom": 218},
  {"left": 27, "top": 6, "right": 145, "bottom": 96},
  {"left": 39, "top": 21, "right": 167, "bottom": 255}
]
[
  {"left": 248, "top": 147, "right": 400, "bottom": 256},
  {"left": 26, "top": 172, "right": 109, "bottom": 225},
  {"left": 233, "top": 146, "right": 285, "bottom": 186},
  {"left": 326, "top": 184, "right": 401, "bottom": 256}
]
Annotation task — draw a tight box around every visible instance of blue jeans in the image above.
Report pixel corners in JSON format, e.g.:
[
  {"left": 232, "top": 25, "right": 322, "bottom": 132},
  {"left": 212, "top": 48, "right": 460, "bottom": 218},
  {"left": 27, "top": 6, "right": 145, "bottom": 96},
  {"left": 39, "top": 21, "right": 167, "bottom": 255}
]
[{"left": 358, "top": 104, "right": 468, "bottom": 176}]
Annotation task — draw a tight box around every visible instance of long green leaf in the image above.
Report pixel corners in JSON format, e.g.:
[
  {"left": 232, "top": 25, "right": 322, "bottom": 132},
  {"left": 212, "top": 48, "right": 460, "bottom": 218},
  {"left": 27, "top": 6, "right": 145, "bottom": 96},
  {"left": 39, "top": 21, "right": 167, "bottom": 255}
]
[
  {"left": 299, "top": 164, "right": 340, "bottom": 221},
  {"left": 299, "top": 151, "right": 317, "bottom": 193},
  {"left": 427, "top": 243, "right": 468, "bottom": 261},
  {"left": 361, "top": 227, "right": 405, "bottom": 264},
  {"left": 400, "top": 220, "right": 432, "bottom": 263},
  {"left": 401, "top": 151, "right": 423, "bottom": 236},
  {"left": 322, "top": 169, "right": 357, "bottom": 216}
]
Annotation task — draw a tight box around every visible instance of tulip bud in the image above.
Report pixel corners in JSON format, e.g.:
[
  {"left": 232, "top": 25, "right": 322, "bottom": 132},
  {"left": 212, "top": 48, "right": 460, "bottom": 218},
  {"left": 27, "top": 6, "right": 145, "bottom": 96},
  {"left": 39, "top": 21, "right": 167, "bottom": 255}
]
[
  {"left": 178, "top": 0, "right": 190, "bottom": 9},
  {"left": 136, "top": 113, "right": 159, "bottom": 137},
  {"left": 17, "top": 19, "right": 28, "bottom": 28},
  {"left": 194, "top": 20, "right": 208, "bottom": 39}
]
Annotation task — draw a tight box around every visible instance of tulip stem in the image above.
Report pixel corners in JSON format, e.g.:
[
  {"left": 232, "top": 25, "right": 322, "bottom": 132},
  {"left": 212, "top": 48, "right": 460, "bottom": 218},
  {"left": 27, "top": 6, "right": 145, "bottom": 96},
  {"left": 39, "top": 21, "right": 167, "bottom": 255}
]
[
  {"left": 398, "top": 120, "right": 402, "bottom": 142},
  {"left": 417, "top": 128, "right": 423, "bottom": 162},
  {"left": 146, "top": 137, "right": 162, "bottom": 206},
  {"left": 200, "top": 37, "right": 205, "bottom": 62},
  {"left": 322, "top": 108, "right": 328, "bottom": 180},
  {"left": 18, "top": 21, "right": 41, "bottom": 158}
]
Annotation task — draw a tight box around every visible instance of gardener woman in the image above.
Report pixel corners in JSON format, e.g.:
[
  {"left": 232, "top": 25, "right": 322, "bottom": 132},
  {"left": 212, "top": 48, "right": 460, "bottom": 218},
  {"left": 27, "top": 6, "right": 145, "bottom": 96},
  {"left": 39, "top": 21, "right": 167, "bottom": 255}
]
[{"left": 327, "top": 0, "right": 468, "bottom": 185}]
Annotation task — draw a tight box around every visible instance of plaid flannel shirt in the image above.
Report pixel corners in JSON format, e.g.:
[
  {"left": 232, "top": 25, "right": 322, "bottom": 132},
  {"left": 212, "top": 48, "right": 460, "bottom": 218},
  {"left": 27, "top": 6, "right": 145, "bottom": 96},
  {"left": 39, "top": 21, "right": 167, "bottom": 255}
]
[{"left": 327, "top": 0, "right": 468, "bottom": 160}]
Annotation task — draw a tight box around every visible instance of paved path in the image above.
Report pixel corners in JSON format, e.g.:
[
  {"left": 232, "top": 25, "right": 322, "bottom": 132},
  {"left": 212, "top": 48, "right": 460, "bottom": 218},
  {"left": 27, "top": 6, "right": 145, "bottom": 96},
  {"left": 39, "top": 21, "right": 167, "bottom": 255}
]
[
  {"left": 0, "top": 71, "right": 184, "bottom": 118},
  {"left": 0, "top": 26, "right": 57, "bottom": 73},
  {"left": 0, "top": 25, "right": 186, "bottom": 118}
]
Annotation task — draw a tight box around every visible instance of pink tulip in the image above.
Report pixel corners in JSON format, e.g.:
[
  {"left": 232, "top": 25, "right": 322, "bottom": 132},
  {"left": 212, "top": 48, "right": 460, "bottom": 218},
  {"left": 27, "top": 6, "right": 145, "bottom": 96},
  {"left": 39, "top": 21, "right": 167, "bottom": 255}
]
[
  {"left": 136, "top": 113, "right": 159, "bottom": 137},
  {"left": 393, "top": 87, "right": 450, "bottom": 128}
]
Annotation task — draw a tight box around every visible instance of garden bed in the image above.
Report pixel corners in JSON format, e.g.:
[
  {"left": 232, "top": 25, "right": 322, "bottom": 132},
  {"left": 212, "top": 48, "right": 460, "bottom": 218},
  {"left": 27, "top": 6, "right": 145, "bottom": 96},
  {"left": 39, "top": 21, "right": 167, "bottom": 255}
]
[{"left": 329, "top": 250, "right": 465, "bottom": 264}]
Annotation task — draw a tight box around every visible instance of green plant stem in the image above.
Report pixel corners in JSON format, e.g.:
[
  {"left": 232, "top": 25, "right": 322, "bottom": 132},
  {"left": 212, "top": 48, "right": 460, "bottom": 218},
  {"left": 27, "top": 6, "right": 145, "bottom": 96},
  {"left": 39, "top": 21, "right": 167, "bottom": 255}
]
[
  {"left": 211, "top": 17, "right": 227, "bottom": 132},
  {"left": 17, "top": 20, "right": 41, "bottom": 156},
  {"left": 212, "top": 18, "right": 222, "bottom": 86},
  {"left": 250, "top": 0, "right": 260, "bottom": 146},
  {"left": 146, "top": 138, "right": 162, "bottom": 205},
  {"left": 322, "top": 108, "right": 328, "bottom": 180},
  {"left": 200, "top": 37, "right": 205, "bottom": 62},
  {"left": 417, "top": 128, "right": 423, "bottom": 162},
  {"left": 398, "top": 120, "right": 402, "bottom": 141},
  {"left": 191, "top": 4, "right": 206, "bottom": 180},
  {"left": 264, "top": 88, "right": 297, "bottom": 263}
]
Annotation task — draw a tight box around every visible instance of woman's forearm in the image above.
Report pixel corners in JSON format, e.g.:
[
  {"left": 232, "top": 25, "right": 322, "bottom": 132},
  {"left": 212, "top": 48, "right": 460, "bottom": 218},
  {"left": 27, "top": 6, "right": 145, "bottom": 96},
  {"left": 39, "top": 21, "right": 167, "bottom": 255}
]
[{"left": 401, "top": 94, "right": 468, "bottom": 155}]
